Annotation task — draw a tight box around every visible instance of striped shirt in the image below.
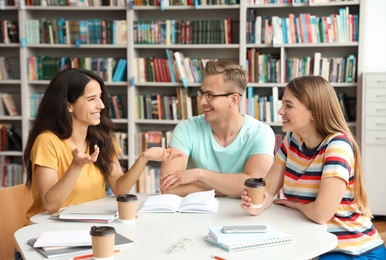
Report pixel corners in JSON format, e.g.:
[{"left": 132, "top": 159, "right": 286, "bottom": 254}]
[{"left": 276, "top": 132, "right": 384, "bottom": 255}]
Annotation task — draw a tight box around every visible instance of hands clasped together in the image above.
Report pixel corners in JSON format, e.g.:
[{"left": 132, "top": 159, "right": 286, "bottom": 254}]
[{"left": 160, "top": 168, "right": 200, "bottom": 190}]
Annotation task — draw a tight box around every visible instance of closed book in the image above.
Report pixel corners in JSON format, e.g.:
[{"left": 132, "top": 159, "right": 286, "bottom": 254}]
[{"left": 51, "top": 204, "right": 118, "bottom": 223}]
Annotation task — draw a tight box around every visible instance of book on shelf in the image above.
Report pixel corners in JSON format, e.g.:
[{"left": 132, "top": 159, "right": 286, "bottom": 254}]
[
  {"left": 28, "top": 230, "right": 134, "bottom": 259},
  {"left": 205, "top": 223, "right": 293, "bottom": 252},
  {"left": 50, "top": 204, "right": 118, "bottom": 223},
  {"left": 6, "top": 126, "right": 22, "bottom": 151},
  {"left": 1, "top": 93, "right": 19, "bottom": 116},
  {"left": 112, "top": 59, "right": 127, "bottom": 82},
  {"left": 138, "top": 189, "right": 219, "bottom": 213}
]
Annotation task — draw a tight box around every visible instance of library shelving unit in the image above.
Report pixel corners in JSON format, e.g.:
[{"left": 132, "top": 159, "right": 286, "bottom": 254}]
[
  {"left": 0, "top": 0, "right": 362, "bottom": 191},
  {"left": 0, "top": 4, "right": 23, "bottom": 188}
]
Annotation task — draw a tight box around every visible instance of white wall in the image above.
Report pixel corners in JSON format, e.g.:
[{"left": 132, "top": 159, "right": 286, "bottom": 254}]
[{"left": 362, "top": 0, "right": 386, "bottom": 72}]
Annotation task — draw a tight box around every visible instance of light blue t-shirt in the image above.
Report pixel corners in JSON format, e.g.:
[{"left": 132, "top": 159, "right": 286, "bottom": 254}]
[{"left": 169, "top": 114, "right": 275, "bottom": 173}]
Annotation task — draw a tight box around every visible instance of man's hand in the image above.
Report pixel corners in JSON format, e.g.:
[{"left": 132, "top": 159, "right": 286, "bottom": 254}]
[{"left": 160, "top": 168, "right": 200, "bottom": 190}]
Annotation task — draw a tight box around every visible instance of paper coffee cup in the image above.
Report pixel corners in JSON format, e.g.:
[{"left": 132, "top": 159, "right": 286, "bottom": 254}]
[
  {"left": 90, "top": 226, "right": 116, "bottom": 260},
  {"left": 244, "top": 178, "right": 266, "bottom": 208},
  {"left": 116, "top": 194, "right": 138, "bottom": 224}
]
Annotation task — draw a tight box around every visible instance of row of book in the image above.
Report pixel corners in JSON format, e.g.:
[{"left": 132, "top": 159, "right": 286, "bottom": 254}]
[
  {"left": 1, "top": 162, "right": 23, "bottom": 188},
  {"left": 246, "top": 87, "right": 282, "bottom": 123},
  {"left": 0, "top": 20, "right": 19, "bottom": 44},
  {"left": 247, "top": 0, "right": 293, "bottom": 3},
  {"left": 26, "top": 19, "right": 127, "bottom": 45},
  {"left": 134, "top": 52, "right": 209, "bottom": 84},
  {"left": 246, "top": 50, "right": 280, "bottom": 83},
  {"left": 135, "top": 90, "right": 204, "bottom": 120},
  {"left": 133, "top": 0, "right": 238, "bottom": 6},
  {"left": 113, "top": 131, "right": 128, "bottom": 156},
  {"left": 137, "top": 165, "right": 160, "bottom": 194},
  {"left": 286, "top": 53, "right": 357, "bottom": 83},
  {"left": 109, "top": 94, "right": 125, "bottom": 119},
  {"left": 134, "top": 130, "right": 172, "bottom": 158},
  {"left": 133, "top": 18, "right": 236, "bottom": 45},
  {"left": 246, "top": 49, "right": 357, "bottom": 83},
  {"left": 25, "top": 0, "right": 126, "bottom": 6},
  {"left": 247, "top": 7, "right": 358, "bottom": 44},
  {"left": 26, "top": 56, "right": 126, "bottom": 82}
]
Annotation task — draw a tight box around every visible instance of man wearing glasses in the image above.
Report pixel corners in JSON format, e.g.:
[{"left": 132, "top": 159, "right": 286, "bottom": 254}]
[{"left": 160, "top": 60, "right": 275, "bottom": 197}]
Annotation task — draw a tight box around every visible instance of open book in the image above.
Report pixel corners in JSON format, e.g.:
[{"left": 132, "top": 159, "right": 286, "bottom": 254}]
[{"left": 138, "top": 189, "right": 219, "bottom": 213}]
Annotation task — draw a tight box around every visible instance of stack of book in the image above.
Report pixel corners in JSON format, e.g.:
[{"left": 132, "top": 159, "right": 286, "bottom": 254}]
[
  {"left": 205, "top": 223, "right": 293, "bottom": 252},
  {"left": 28, "top": 229, "right": 134, "bottom": 258}
]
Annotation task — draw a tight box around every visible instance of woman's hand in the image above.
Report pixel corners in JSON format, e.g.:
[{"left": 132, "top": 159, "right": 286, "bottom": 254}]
[
  {"left": 143, "top": 147, "right": 182, "bottom": 161},
  {"left": 71, "top": 144, "right": 100, "bottom": 165},
  {"left": 240, "top": 188, "right": 269, "bottom": 216}
]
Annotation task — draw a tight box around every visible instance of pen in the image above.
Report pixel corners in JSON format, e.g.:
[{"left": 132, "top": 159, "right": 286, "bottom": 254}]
[
  {"left": 211, "top": 255, "right": 226, "bottom": 260},
  {"left": 68, "top": 249, "right": 120, "bottom": 260}
]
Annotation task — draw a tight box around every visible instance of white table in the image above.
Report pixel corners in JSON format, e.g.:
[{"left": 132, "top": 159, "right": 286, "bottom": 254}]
[{"left": 16, "top": 194, "right": 337, "bottom": 260}]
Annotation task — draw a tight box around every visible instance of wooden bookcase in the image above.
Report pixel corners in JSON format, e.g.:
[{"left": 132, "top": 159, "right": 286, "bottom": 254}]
[{"left": 0, "top": 0, "right": 362, "bottom": 190}]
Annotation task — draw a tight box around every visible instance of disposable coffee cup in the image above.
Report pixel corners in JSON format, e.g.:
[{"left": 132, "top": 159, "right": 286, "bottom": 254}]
[
  {"left": 116, "top": 194, "right": 138, "bottom": 224},
  {"left": 90, "top": 226, "right": 116, "bottom": 260},
  {"left": 244, "top": 178, "right": 266, "bottom": 208}
]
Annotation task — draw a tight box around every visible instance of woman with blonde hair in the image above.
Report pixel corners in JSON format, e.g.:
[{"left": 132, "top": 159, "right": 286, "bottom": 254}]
[{"left": 241, "top": 75, "right": 385, "bottom": 259}]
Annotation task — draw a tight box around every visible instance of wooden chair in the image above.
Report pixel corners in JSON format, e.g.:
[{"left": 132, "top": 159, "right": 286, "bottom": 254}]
[{"left": 0, "top": 184, "right": 33, "bottom": 260}]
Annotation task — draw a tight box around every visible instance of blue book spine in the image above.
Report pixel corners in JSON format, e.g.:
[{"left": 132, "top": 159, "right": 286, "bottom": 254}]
[
  {"left": 247, "top": 86, "right": 253, "bottom": 117},
  {"left": 165, "top": 49, "right": 177, "bottom": 82},
  {"left": 300, "top": 14, "right": 308, "bottom": 43}
]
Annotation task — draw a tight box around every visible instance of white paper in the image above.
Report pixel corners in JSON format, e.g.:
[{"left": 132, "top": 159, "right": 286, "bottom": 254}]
[{"left": 33, "top": 230, "right": 91, "bottom": 248}]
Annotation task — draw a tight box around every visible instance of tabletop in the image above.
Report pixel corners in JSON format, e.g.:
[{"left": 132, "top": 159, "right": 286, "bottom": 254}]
[{"left": 16, "top": 194, "right": 338, "bottom": 260}]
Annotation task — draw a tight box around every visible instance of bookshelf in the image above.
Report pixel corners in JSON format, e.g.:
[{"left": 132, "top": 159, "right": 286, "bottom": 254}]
[{"left": 0, "top": 0, "right": 362, "bottom": 191}]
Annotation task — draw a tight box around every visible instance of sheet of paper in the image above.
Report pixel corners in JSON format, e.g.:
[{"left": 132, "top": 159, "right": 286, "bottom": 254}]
[{"left": 33, "top": 230, "right": 92, "bottom": 248}]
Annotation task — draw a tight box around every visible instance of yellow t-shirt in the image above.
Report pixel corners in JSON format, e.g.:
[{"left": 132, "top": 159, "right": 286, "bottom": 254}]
[{"left": 25, "top": 131, "right": 106, "bottom": 224}]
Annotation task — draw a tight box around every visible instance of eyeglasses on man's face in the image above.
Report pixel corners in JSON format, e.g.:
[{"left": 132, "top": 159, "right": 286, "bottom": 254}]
[{"left": 197, "top": 89, "right": 242, "bottom": 101}]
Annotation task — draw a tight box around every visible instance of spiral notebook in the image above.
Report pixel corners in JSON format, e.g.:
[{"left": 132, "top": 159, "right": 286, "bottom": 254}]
[{"left": 205, "top": 226, "right": 293, "bottom": 252}]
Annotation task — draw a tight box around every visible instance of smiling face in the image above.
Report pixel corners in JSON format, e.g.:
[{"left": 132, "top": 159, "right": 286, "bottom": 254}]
[
  {"left": 199, "top": 74, "right": 235, "bottom": 122},
  {"left": 68, "top": 79, "right": 105, "bottom": 129},
  {"left": 278, "top": 88, "right": 314, "bottom": 135}
]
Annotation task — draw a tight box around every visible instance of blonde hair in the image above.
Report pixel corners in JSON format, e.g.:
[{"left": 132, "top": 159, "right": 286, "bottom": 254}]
[
  {"left": 204, "top": 60, "right": 247, "bottom": 95},
  {"left": 286, "top": 75, "right": 372, "bottom": 218}
]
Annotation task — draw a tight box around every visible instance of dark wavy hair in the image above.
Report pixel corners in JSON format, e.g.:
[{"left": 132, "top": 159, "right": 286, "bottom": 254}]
[{"left": 24, "top": 69, "right": 116, "bottom": 187}]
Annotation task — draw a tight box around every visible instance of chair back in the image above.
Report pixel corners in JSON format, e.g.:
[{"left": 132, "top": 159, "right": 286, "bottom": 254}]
[{"left": 0, "top": 184, "right": 33, "bottom": 260}]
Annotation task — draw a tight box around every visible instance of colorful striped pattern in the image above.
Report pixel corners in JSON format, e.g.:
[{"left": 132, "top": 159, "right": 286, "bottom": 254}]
[{"left": 276, "top": 132, "right": 384, "bottom": 255}]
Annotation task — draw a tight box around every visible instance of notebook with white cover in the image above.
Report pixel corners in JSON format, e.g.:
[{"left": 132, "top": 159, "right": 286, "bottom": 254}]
[
  {"left": 205, "top": 232, "right": 293, "bottom": 252},
  {"left": 52, "top": 204, "right": 118, "bottom": 223},
  {"left": 208, "top": 223, "right": 281, "bottom": 243}
]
